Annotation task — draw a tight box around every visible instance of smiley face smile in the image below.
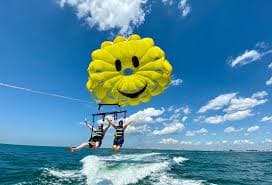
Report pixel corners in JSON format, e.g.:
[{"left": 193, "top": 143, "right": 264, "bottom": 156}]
[{"left": 118, "top": 83, "right": 147, "bottom": 98}]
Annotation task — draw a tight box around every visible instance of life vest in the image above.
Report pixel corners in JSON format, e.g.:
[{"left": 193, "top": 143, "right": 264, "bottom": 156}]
[
  {"left": 115, "top": 126, "right": 124, "bottom": 138},
  {"left": 92, "top": 128, "right": 104, "bottom": 139}
]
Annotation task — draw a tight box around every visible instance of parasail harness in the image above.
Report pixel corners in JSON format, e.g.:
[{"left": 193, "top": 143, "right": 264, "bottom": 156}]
[{"left": 89, "top": 103, "right": 127, "bottom": 139}]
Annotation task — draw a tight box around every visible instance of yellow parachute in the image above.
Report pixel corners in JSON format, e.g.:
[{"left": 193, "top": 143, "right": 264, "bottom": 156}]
[{"left": 86, "top": 34, "right": 172, "bottom": 106}]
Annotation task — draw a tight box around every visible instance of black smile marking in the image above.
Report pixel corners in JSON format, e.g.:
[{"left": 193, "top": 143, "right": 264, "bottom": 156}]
[{"left": 118, "top": 84, "right": 147, "bottom": 98}]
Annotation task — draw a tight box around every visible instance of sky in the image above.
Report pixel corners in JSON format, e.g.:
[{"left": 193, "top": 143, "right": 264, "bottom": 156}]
[{"left": 0, "top": 0, "right": 272, "bottom": 150}]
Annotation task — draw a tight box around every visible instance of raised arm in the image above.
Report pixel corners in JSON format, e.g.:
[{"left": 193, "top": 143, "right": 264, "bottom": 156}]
[
  {"left": 84, "top": 119, "right": 96, "bottom": 131},
  {"left": 124, "top": 120, "right": 134, "bottom": 130},
  {"left": 106, "top": 117, "right": 117, "bottom": 129}
]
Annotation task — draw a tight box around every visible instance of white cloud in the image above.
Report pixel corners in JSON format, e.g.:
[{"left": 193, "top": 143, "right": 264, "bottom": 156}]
[
  {"left": 263, "top": 138, "right": 272, "bottom": 143},
  {"left": 224, "top": 126, "right": 242, "bottom": 133},
  {"left": 170, "top": 78, "right": 183, "bottom": 86},
  {"left": 204, "top": 109, "right": 253, "bottom": 124},
  {"left": 261, "top": 116, "right": 272, "bottom": 122},
  {"left": 251, "top": 91, "right": 268, "bottom": 99},
  {"left": 155, "top": 117, "right": 168, "bottom": 123},
  {"left": 247, "top": 125, "right": 260, "bottom": 133},
  {"left": 199, "top": 91, "right": 267, "bottom": 124},
  {"left": 185, "top": 128, "right": 208, "bottom": 137},
  {"left": 182, "top": 106, "right": 190, "bottom": 114},
  {"left": 178, "top": 0, "right": 191, "bottom": 17},
  {"left": 153, "top": 122, "right": 184, "bottom": 135},
  {"left": 268, "top": 63, "right": 272, "bottom": 69},
  {"left": 266, "top": 76, "right": 272, "bottom": 86},
  {"left": 205, "top": 141, "right": 213, "bottom": 145},
  {"left": 126, "top": 124, "right": 150, "bottom": 134},
  {"left": 230, "top": 50, "right": 261, "bottom": 67},
  {"left": 182, "top": 116, "right": 188, "bottom": 122},
  {"left": 58, "top": 0, "right": 147, "bottom": 35},
  {"left": 159, "top": 138, "right": 178, "bottom": 144},
  {"left": 180, "top": 140, "right": 193, "bottom": 145},
  {"left": 224, "top": 92, "right": 268, "bottom": 113},
  {"left": 222, "top": 140, "right": 228, "bottom": 144},
  {"left": 167, "top": 106, "right": 174, "bottom": 112},
  {"left": 233, "top": 139, "right": 254, "bottom": 145},
  {"left": 127, "top": 107, "right": 165, "bottom": 124},
  {"left": 161, "top": 0, "right": 173, "bottom": 6},
  {"left": 198, "top": 93, "right": 237, "bottom": 113}
]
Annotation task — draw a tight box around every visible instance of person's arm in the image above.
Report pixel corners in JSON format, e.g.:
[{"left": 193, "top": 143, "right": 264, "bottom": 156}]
[
  {"left": 106, "top": 117, "right": 117, "bottom": 129},
  {"left": 124, "top": 120, "right": 134, "bottom": 130},
  {"left": 84, "top": 119, "right": 96, "bottom": 131}
]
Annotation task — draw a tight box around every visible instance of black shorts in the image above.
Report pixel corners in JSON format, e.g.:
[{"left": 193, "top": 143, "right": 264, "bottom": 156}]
[
  {"left": 113, "top": 137, "right": 124, "bottom": 146},
  {"left": 89, "top": 136, "right": 102, "bottom": 148}
]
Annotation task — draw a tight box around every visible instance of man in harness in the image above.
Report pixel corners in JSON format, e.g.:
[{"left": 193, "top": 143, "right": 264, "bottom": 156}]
[
  {"left": 68, "top": 119, "right": 110, "bottom": 152},
  {"left": 106, "top": 118, "right": 134, "bottom": 152}
]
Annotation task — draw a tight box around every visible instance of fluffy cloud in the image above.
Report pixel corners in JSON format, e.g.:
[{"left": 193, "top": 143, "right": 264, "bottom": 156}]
[
  {"left": 263, "top": 138, "right": 272, "bottom": 143},
  {"left": 198, "top": 93, "right": 237, "bottom": 113},
  {"left": 161, "top": 0, "right": 173, "bottom": 6},
  {"left": 58, "top": 0, "right": 147, "bottom": 35},
  {"left": 204, "top": 110, "right": 253, "bottom": 124},
  {"left": 198, "top": 91, "right": 268, "bottom": 124},
  {"left": 159, "top": 138, "right": 178, "bottom": 144},
  {"left": 224, "top": 126, "right": 242, "bottom": 133},
  {"left": 224, "top": 92, "right": 268, "bottom": 113},
  {"left": 233, "top": 139, "right": 254, "bottom": 145},
  {"left": 229, "top": 50, "right": 261, "bottom": 67},
  {"left": 269, "top": 63, "right": 272, "bottom": 69},
  {"left": 266, "top": 76, "right": 272, "bottom": 86},
  {"left": 180, "top": 140, "right": 193, "bottom": 145},
  {"left": 127, "top": 107, "right": 165, "bottom": 124},
  {"left": 261, "top": 116, "right": 272, "bottom": 122},
  {"left": 170, "top": 78, "right": 183, "bottom": 86},
  {"left": 126, "top": 124, "right": 150, "bottom": 134},
  {"left": 182, "top": 116, "right": 188, "bottom": 122},
  {"left": 153, "top": 122, "right": 184, "bottom": 135},
  {"left": 251, "top": 91, "right": 268, "bottom": 99},
  {"left": 247, "top": 125, "right": 260, "bottom": 133},
  {"left": 185, "top": 128, "right": 208, "bottom": 136},
  {"left": 178, "top": 0, "right": 191, "bottom": 17}
]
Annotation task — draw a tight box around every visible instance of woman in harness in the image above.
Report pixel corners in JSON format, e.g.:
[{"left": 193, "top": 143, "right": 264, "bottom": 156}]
[
  {"left": 68, "top": 119, "right": 110, "bottom": 152},
  {"left": 106, "top": 118, "right": 134, "bottom": 152}
]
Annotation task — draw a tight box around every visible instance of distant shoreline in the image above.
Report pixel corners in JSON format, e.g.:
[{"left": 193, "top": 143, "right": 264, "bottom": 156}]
[{"left": 1, "top": 143, "right": 271, "bottom": 152}]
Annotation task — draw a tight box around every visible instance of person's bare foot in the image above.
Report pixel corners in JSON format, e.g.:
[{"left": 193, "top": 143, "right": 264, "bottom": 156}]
[{"left": 67, "top": 146, "right": 75, "bottom": 152}]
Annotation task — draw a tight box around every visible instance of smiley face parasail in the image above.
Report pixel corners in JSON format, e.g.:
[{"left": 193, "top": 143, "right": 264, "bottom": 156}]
[{"left": 86, "top": 34, "right": 173, "bottom": 106}]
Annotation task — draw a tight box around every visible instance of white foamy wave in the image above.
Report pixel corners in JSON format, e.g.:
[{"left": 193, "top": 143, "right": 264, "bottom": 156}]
[
  {"left": 151, "top": 172, "right": 207, "bottom": 185},
  {"left": 46, "top": 168, "right": 82, "bottom": 178},
  {"left": 100, "top": 152, "right": 161, "bottom": 162},
  {"left": 80, "top": 154, "right": 169, "bottom": 185},
  {"left": 173, "top": 156, "right": 189, "bottom": 164},
  {"left": 39, "top": 167, "right": 85, "bottom": 184}
]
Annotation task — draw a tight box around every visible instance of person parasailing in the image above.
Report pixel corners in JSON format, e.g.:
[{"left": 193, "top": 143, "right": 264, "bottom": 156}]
[
  {"left": 68, "top": 118, "right": 110, "bottom": 152},
  {"left": 106, "top": 117, "right": 134, "bottom": 152}
]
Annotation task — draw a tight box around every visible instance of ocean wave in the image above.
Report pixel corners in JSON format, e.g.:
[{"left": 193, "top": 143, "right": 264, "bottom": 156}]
[
  {"left": 150, "top": 172, "right": 207, "bottom": 185},
  {"left": 79, "top": 152, "right": 194, "bottom": 185},
  {"left": 25, "top": 153, "right": 211, "bottom": 185},
  {"left": 80, "top": 154, "right": 169, "bottom": 185},
  {"left": 45, "top": 168, "right": 82, "bottom": 178},
  {"left": 173, "top": 156, "right": 189, "bottom": 164}
]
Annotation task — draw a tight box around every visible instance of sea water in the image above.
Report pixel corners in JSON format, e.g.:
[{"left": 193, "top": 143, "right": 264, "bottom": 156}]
[{"left": 0, "top": 144, "right": 271, "bottom": 185}]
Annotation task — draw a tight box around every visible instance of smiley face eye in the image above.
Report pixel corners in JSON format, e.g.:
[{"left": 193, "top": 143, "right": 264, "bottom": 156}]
[
  {"left": 115, "top": 59, "right": 122, "bottom": 71},
  {"left": 132, "top": 56, "right": 139, "bottom": 68}
]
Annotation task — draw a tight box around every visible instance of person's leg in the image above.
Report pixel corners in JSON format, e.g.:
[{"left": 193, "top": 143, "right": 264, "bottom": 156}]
[
  {"left": 112, "top": 145, "right": 121, "bottom": 152},
  {"left": 68, "top": 142, "right": 89, "bottom": 152},
  {"left": 91, "top": 141, "right": 101, "bottom": 149}
]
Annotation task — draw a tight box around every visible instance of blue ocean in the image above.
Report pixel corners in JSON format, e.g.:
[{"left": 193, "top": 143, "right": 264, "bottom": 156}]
[{"left": 0, "top": 144, "right": 271, "bottom": 185}]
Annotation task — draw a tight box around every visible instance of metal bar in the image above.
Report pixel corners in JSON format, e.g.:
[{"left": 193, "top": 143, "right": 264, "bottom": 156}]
[{"left": 92, "top": 110, "right": 127, "bottom": 117}]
